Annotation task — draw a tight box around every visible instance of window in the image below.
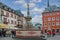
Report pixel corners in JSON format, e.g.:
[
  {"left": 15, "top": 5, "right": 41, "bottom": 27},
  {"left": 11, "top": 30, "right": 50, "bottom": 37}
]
[
  {"left": 1, "top": 11, "right": 4, "bottom": 16},
  {"left": 11, "top": 14, "right": 13, "bottom": 18},
  {"left": 53, "top": 13, "right": 56, "bottom": 15},
  {"left": 9, "top": 9, "right": 11, "bottom": 11},
  {"left": 16, "top": 16, "right": 17, "bottom": 19},
  {"left": 57, "top": 13, "right": 59, "bottom": 15},
  {"left": 45, "top": 30, "right": 47, "bottom": 33},
  {"left": 56, "top": 17, "right": 59, "bottom": 20},
  {"left": 11, "top": 20, "right": 13, "bottom": 24},
  {"left": 54, "top": 12, "right": 57, "bottom": 15},
  {"left": 50, "top": 13, "right": 52, "bottom": 16},
  {"left": 47, "top": 14, "right": 49, "bottom": 16},
  {"left": 44, "top": 13, "right": 47, "bottom": 16},
  {"left": 6, "top": 12, "right": 9, "bottom": 17},
  {"left": 15, "top": 15, "right": 16, "bottom": 19},
  {"left": 4, "top": 18, "right": 7, "bottom": 22},
  {"left": 8, "top": 19, "right": 10, "bottom": 24},
  {"left": 19, "top": 21, "right": 21, "bottom": 24},
  {"left": 54, "top": 12, "right": 59, "bottom": 15},
  {"left": 4, "top": 7, "right": 7, "bottom": 10},
  {"left": 52, "top": 17, "right": 55, "bottom": 21},
  {"left": 44, "top": 23, "right": 47, "bottom": 27},
  {"left": 56, "top": 22, "right": 59, "bottom": 26},
  {"left": 15, "top": 21, "right": 16, "bottom": 24},
  {"left": 52, "top": 22, "right": 55, "bottom": 26},
  {"left": 56, "top": 29, "right": 59, "bottom": 33},
  {"left": 52, "top": 29, "right": 55, "bottom": 32},
  {"left": 48, "top": 22, "right": 50, "bottom": 26},
  {"left": 44, "top": 18, "right": 47, "bottom": 21},
  {"left": 48, "top": 17, "right": 51, "bottom": 21},
  {"left": 4, "top": 18, "right": 8, "bottom": 24}
]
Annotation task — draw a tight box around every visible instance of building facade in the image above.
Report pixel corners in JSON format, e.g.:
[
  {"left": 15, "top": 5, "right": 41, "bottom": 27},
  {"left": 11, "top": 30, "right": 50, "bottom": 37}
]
[
  {"left": 0, "top": 2, "right": 24, "bottom": 29},
  {"left": 42, "top": 5, "right": 60, "bottom": 34}
]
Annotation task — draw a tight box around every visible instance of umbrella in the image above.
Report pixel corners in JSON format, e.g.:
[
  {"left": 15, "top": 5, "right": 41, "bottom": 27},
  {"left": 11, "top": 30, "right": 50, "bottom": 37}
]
[{"left": 0, "top": 24, "right": 10, "bottom": 29}]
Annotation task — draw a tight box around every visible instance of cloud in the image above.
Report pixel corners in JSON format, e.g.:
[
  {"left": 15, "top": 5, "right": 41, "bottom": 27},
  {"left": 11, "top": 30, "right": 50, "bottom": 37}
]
[
  {"left": 14, "top": 0, "right": 43, "bottom": 25},
  {"left": 15, "top": 0, "right": 25, "bottom": 4},
  {"left": 29, "top": 3, "right": 36, "bottom": 8},
  {"left": 14, "top": 0, "right": 36, "bottom": 8},
  {"left": 30, "top": 0, "right": 42, "bottom": 3},
  {"left": 21, "top": 11, "right": 27, "bottom": 16},
  {"left": 31, "top": 15, "right": 42, "bottom": 25},
  {"left": 31, "top": 7, "right": 45, "bottom": 14}
]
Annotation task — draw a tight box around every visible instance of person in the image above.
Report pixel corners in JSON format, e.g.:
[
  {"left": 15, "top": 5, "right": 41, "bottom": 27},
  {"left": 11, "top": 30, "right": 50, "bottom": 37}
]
[
  {"left": 49, "top": 31, "right": 51, "bottom": 37},
  {"left": 6, "top": 30, "right": 11, "bottom": 37},
  {"left": 2, "top": 29, "right": 6, "bottom": 37},
  {"left": 0, "top": 30, "right": 2, "bottom": 37},
  {"left": 11, "top": 30, "right": 16, "bottom": 38},
  {"left": 41, "top": 30, "right": 43, "bottom": 34},
  {"left": 52, "top": 31, "right": 55, "bottom": 37},
  {"left": 47, "top": 31, "right": 50, "bottom": 37}
]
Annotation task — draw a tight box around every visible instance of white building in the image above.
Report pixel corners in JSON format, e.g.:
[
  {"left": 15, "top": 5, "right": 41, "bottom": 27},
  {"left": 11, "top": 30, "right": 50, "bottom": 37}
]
[{"left": 0, "top": 2, "right": 24, "bottom": 29}]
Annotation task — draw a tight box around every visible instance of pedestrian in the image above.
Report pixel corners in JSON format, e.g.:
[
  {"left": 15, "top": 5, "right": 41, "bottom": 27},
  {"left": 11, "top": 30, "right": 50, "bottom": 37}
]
[
  {"left": 6, "top": 30, "right": 11, "bottom": 37},
  {"left": 47, "top": 31, "right": 49, "bottom": 37},
  {"left": 0, "top": 30, "right": 2, "bottom": 37},
  {"left": 52, "top": 31, "right": 55, "bottom": 37},
  {"left": 2, "top": 29, "right": 6, "bottom": 37},
  {"left": 49, "top": 31, "right": 51, "bottom": 37},
  {"left": 11, "top": 30, "right": 16, "bottom": 38},
  {"left": 41, "top": 30, "right": 44, "bottom": 34}
]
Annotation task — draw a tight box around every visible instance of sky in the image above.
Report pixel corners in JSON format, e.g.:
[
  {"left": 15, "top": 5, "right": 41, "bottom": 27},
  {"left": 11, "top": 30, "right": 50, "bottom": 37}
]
[{"left": 0, "top": 0, "right": 60, "bottom": 25}]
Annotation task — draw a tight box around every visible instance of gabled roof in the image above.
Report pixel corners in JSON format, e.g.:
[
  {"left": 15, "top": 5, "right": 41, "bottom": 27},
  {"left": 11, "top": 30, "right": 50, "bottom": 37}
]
[
  {"left": 15, "top": 10, "right": 24, "bottom": 17},
  {"left": 44, "top": 5, "right": 60, "bottom": 12},
  {"left": 0, "top": 2, "right": 24, "bottom": 17}
]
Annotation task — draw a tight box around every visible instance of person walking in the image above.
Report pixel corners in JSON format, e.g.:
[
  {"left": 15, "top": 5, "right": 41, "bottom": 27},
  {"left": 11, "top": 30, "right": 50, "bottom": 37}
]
[
  {"left": 52, "top": 31, "right": 55, "bottom": 37},
  {"left": 11, "top": 30, "right": 16, "bottom": 38},
  {"left": 6, "top": 30, "right": 11, "bottom": 37},
  {"left": 0, "top": 30, "right": 2, "bottom": 37},
  {"left": 47, "top": 31, "right": 49, "bottom": 37},
  {"left": 2, "top": 29, "right": 6, "bottom": 37}
]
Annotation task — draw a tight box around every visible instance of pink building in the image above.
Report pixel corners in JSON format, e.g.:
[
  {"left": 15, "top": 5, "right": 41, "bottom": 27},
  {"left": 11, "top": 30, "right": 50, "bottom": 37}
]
[{"left": 0, "top": 2, "right": 24, "bottom": 29}]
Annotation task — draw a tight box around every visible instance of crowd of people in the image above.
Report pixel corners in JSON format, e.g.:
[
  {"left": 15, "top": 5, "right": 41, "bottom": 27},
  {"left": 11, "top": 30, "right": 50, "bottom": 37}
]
[
  {"left": 41, "top": 30, "right": 56, "bottom": 37},
  {"left": 0, "top": 29, "right": 16, "bottom": 38},
  {"left": 47, "top": 31, "right": 55, "bottom": 37}
]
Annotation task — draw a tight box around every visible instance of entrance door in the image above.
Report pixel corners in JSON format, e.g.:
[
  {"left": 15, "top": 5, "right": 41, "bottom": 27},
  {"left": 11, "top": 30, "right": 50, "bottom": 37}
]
[
  {"left": 45, "top": 29, "right": 47, "bottom": 33},
  {"left": 52, "top": 29, "right": 55, "bottom": 32}
]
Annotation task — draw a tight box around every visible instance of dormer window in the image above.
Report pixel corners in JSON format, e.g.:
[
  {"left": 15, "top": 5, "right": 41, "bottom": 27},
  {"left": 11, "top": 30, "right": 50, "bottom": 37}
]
[
  {"left": 9, "top": 9, "right": 11, "bottom": 11},
  {"left": 1, "top": 10, "right": 4, "bottom": 16},
  {"left": 6, "top": 11, "right": 9, "bottom": 17},
  {"left": 11, "top": 10, "right": 13, "bottom": 13},
  {"left": 13, "top": 10, "right": 14, "bottom": 13},
  {"left": 4, "top": 6, "right": 7, "bottom": 10}
]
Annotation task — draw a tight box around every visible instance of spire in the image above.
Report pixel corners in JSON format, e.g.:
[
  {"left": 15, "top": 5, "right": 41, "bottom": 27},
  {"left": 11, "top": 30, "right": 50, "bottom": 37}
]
[
  {"left": 47, "top": 0, "right": 49, "bottom": 7},
  {"left": 27, "top": 3, "right": 30, "bottom": 16}
]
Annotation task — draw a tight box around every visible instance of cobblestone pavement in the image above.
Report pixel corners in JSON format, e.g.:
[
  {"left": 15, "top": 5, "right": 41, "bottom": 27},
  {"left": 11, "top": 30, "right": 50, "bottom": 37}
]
[
  {"left": 0, "top": 37, "right": 46, "bottom": 40},
  {"left": 47, "top": 35, "right": 60, "bottom": 40},
  {"left": 1, "top": 35, "right": 60, "bottom": 40},
  {"left": 0, "top": 37, "right": 17, "bottom": 40}
]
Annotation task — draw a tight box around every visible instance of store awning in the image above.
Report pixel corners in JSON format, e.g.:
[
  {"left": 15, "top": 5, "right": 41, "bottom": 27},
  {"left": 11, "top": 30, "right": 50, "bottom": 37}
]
[{"left": 0, "top": 24, "right": 10, "bottom": 29}]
